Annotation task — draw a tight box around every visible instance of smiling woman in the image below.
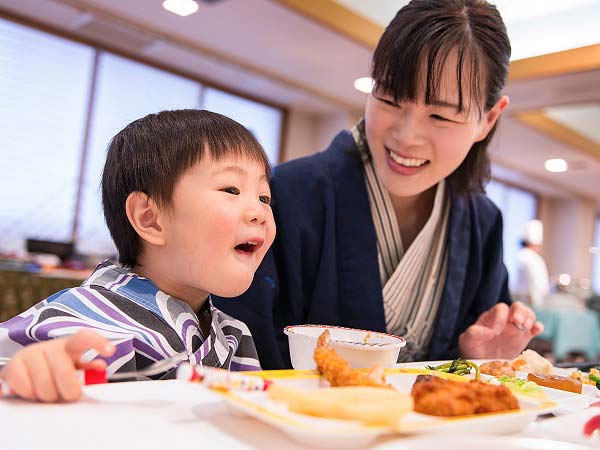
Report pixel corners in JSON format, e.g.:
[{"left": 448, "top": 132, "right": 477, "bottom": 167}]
[{"left": 214, "top": 0, "right": 543, "bottom": 369}]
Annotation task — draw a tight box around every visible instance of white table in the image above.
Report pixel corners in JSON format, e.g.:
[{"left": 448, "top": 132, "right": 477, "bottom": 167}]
[{"left": 0, "top": 380, "right": 597, "bottom": 450}]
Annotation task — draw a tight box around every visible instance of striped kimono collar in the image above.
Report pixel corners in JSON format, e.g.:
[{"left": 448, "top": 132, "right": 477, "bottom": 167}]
[
  {"left": 0, "top": 260, "right": 260, "bottom": 374},
  {"left": 352, "top": 120, "right": 450, "bottom": 361}
]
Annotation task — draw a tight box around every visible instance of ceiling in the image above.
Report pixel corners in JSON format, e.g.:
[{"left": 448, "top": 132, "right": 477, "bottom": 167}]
[
  {"left": 0, "top": 0, "right": 599, "bottom": 206},
  {"left": 335, "top": 0, "right": 600, "bottom": 60}
]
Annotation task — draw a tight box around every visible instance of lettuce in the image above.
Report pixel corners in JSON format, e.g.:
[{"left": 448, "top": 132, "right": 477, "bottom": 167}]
[{"left": 497, "top": 375, "right": 543, "bottom": 395}]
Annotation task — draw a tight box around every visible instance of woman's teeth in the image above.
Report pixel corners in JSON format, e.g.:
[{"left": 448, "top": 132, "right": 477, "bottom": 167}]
[{"left": 388, "top": 150, "right": 428, "bottom": 167}]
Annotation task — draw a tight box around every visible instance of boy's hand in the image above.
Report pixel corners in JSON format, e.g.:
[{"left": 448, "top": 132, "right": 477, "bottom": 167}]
[{"left": 0, "top": 329, "right": 115, "bottom": 402}]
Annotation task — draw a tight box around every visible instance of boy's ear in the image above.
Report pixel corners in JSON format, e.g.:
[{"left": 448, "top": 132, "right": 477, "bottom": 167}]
[
  {"left": 475, "top": 95, "right": 510, "bottom": 142},
  {"left": 125, "top": 192, "right": 166, "bottom": 246}
]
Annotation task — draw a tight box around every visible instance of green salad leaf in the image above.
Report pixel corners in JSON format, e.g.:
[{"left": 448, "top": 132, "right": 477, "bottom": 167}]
[{"left": 497, "top": 375, "right": 542, "bottom": 394}]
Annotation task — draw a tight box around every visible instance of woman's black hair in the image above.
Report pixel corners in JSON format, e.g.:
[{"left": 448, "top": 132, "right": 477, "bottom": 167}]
[
  {"left": 101, "top": 109, "right": 270, "bottom": 268},
  {"left": 371, "top": 0, "right": 511, "bottom": 196}
]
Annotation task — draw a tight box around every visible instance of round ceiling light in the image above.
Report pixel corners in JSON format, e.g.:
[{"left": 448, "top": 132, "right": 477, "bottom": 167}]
[
  {"left": 544, "top": 158, "right": 568, "bottom": 173},
  {"left": 353, "top": 77, "right": 374, "bottom": 94},
  {"left": 162, "top": 0, "right": 199, "bottom": 16}
]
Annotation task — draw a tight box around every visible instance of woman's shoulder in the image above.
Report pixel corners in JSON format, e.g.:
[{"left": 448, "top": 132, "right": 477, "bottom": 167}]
[
  {"left": 451, "top": 191, "right": 503, "bottom": 233},
  {"left": 470, "top": 192, "right": 502, "bottom": 218},
  {"left": 272, "top": 130, "right": 359, "bottom": 186}
]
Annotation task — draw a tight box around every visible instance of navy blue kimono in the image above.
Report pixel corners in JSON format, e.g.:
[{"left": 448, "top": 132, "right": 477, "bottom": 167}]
[{"left": 214, "top": 130, "right": 511, "bottom": 369}]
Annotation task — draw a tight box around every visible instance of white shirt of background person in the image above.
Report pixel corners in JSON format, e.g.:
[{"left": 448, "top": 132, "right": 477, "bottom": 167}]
[{"left": 513, "top": 220, "right": 550, "bottom": 309}]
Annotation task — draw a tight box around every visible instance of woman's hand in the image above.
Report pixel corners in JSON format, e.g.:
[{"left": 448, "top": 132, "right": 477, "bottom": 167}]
[
  {"left": 458, "top": 302, "right": 544, "bottom": 359},
  {"left": 0, "top": 329, "right": 114, "bottom": 402}
]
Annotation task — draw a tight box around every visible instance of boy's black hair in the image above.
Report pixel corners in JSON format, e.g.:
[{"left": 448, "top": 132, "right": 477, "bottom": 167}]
[
  {"left": 101, "top": 109, "right": 270, "bottom": 268},
  {"left": 371, "top": 0, "right": 511, "bottom": 196}
]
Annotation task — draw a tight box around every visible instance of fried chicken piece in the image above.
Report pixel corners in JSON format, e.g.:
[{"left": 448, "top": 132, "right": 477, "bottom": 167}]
[
  {"left": 313, "top": 330, "right": 388, "bottom": 387},
  {"left": 480, "top": 360, "right": 516, "bottom": 377},
  {"left": 411, "top": 375, "right": 519, "bottom": 417}
]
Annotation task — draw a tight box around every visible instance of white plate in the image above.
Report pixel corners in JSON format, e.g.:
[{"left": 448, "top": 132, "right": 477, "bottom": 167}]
[
  {"left": 372, "top": 435, "right": 597, "bottom": 450},
  {"left": 397, "top": 360, "right": 599, "bottom": 411},
  {"left": 219, "top": 369, "right": 549, "bottom": 449},
  {"left": 533, "top": 409, "right": 600, "bottom": 447},
  {"left": 530, "top": 369, "right": 600, "bottom": 399},
  {"left": 221, "top": 390, "right": 387, "bottom": 449}
]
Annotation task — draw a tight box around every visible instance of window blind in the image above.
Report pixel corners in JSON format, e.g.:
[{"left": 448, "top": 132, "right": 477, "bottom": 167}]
[{"left": 0, "top": 19, "right": 94, "bottom": 255}]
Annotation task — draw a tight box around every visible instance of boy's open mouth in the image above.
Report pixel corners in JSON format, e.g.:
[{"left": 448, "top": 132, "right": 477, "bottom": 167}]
[{"left": 234, "top": 239, "right": 264, "bottom": 255}]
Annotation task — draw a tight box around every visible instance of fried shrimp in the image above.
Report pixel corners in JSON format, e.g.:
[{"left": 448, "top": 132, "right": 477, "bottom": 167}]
[{"left": 313, "top": 330, "right": 388, "bottom": 387}]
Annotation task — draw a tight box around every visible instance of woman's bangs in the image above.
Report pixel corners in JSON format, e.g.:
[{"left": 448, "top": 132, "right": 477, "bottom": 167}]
[{"left": 372, "top": 34, "right": 486, "bottom": 117}]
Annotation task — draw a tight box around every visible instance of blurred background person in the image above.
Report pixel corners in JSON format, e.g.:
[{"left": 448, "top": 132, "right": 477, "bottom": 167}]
[{"left": 513, "top": 219, "right": 550, "bottom": 309}]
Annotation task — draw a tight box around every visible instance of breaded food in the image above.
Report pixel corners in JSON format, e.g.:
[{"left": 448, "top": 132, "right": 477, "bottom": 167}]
[
  {"left": 570, "top": 368, "right": 600, "bottom": 386},
  {"left": 268, "top": 385, "right": 413, "bottom": 426},
  {"left": 411, "top": 375, "right": 519, "bottom": 417},
  {"left": 511, "top": 349, "right": 553, "bottom": 375},
  {"left": 313, "top": 329, "right": 388, "bottom": 387},
  {"left": 480, "top": 360, "right": 516, "bottom": 377},
  {"left": 527, "top": 372, "right": 582, "bottom": 394}
]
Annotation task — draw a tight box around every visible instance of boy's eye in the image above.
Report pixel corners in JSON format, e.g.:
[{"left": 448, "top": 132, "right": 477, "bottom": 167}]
[
  {"left": 431, "top": 114, "right": 450, "bottom": 122},
  {"left": 259, "top": 195, "right": 271, "bottom": 205},
  {"left": 222, "top": 187, "right": 240, "bottom": 195}
]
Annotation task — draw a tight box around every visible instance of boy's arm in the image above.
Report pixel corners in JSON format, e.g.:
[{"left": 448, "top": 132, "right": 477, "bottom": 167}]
[
  {"left": 0, "top": 297, "right": 53, "bottom": 368},
  {"left": 220, "top": 317, "right": 262, "bottom": 372},
  {"left": 0, "top": 329, "right": 114, "bottom": 402},
  {"left": 0, "top": 289, "right": 139, "bottom": 374}
]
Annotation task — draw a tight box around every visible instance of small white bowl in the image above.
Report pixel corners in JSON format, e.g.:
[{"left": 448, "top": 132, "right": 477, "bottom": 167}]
[{"left": 284, "top": 324, "right": 406, "bottom": 370}]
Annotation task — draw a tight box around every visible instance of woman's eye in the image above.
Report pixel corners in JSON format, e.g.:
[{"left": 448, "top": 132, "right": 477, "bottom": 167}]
[
  {"left": 222, "top": 186, "right": 240, "bottom": 195},
  {"left": 381, "top": 98, "right": 398, "bottom": 107},
  {"left": 431, "top": 114, "right": 450, "bottom": 122},
  {"left": 374, "top": 94, "right": 398, "bottom": 107},
  {"left": 259, "top": 195, "right": 271, "bottom": 205}
]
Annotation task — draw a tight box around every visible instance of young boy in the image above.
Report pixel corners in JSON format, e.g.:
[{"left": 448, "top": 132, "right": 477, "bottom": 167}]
[{"left": 0, "top": 109, "right": 276, "bottom": 402}]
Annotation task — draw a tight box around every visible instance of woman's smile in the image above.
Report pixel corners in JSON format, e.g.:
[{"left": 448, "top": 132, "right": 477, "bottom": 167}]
[{"left": 385, "top": 146, "right": 430, "bottom": 175}]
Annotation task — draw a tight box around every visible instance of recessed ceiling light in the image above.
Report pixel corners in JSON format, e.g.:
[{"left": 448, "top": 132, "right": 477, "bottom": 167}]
[
  {"left": 162, "top": 0, "right": 199, "bottom": 17},
  {"left": 544, "top": 158, "right": 568, "bottom": 173},
  {"left": 353, "top": 77, "right": 374, "bottom": 94}
]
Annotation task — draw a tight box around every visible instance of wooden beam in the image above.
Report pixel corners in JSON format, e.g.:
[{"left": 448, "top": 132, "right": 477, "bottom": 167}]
[
  {"left": 516, "top": 110, "right": 600, "bottom": 159},
  {"left": 275, "top": 1, "right": 600, "bottom": 82},
  {"left": 491, "top": 158, "right": 597, "bottom": 203},
  {"left": 273, "top": 0, "right": 383, "bottom": 48},
  {"left": 509, "top": 44, "right": 600, "bottom": 81}
]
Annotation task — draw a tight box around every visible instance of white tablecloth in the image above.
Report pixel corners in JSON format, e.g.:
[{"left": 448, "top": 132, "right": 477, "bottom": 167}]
[{"left": 0, "top": 380, "right": 597, "bottom": 450}]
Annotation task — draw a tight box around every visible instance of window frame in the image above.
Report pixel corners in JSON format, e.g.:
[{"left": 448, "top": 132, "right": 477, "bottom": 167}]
[{"left": 0, "top": 11, "right": 287, "bottom": 254}]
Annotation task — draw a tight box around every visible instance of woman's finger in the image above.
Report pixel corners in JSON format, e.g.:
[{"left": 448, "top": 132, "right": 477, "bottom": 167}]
[
  {"left": 509, "top": 302, "right": 536, "bottom": 331},
  {"left": 476, "top": 302, "right": 509, "bottom": 334},
  {"left": 531, "top": 321, "right": 544, "bottom": 336},
  {"left": 460, "top": 323, "right": 496, "bottom": 343}
]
